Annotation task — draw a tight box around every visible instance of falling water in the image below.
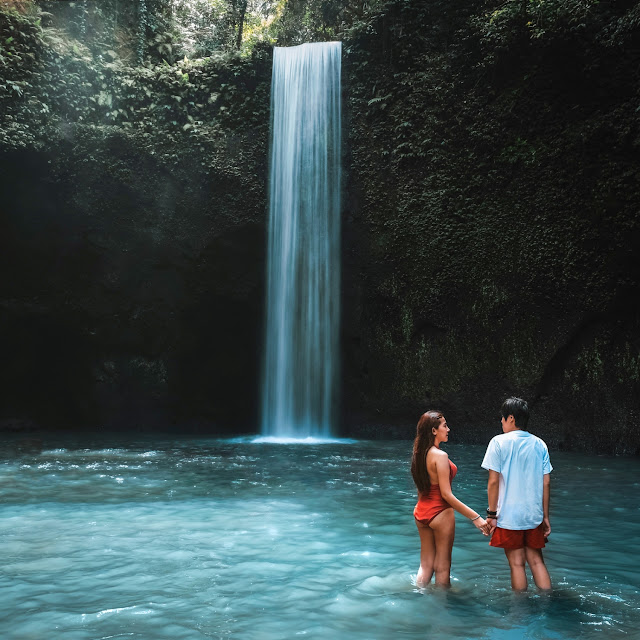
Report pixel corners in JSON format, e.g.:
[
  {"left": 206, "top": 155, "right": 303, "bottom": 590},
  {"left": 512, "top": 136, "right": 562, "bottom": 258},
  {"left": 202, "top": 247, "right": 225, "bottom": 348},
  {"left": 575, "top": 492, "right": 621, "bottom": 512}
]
[
  {"left": 261, "top": 42, "right": 342, "bottom": 439},
  {"left": 79, "top": 0, "right": 88, "bottom": 40},
  {"left": 137, "top": 0, "right": 147, "bottom": 64}
]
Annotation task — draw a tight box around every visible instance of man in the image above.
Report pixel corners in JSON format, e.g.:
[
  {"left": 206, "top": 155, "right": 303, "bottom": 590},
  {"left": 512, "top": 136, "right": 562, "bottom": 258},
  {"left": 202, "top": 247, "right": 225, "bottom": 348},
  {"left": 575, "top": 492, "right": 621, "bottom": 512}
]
[{"left": 482, "top": 397, "right": 552, "bottom": 591}]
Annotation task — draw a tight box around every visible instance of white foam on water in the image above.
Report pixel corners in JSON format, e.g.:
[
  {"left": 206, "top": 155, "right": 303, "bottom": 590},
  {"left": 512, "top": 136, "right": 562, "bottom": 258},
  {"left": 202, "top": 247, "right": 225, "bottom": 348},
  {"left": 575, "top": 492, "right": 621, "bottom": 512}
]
[{"left": 250, "top": 435, "right": 357, "bottom": 445}]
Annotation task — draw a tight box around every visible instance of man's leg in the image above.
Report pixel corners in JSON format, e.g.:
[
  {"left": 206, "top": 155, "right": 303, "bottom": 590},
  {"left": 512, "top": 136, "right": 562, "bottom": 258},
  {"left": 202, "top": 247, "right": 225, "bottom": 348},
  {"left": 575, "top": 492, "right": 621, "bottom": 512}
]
[
  {"left": 504, "top": 548, "right": 528, "bottom": 591},
  {"left": 524, "top": 547, "right": 551, "bottom": 590}
]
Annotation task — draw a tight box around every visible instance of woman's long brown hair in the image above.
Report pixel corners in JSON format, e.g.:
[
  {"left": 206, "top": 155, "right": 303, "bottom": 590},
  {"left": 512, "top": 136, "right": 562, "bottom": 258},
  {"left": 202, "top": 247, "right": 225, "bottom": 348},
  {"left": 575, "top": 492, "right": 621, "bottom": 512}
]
[{"left": 411, "top": 410, "right": 444, "bottom": 495}]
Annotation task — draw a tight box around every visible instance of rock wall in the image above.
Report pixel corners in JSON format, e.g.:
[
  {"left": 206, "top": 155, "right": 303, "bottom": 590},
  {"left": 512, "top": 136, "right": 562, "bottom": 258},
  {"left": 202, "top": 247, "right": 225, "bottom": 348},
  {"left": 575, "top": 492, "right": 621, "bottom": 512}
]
[
  {"left": 0, "top": 9, "right": 271, "bottom": 432},
  {"left": 0, "top": 126, "right": 268, "bottom": 432},
  {"left": 340, "top": 0, "right": 640, "bottom": 453}
]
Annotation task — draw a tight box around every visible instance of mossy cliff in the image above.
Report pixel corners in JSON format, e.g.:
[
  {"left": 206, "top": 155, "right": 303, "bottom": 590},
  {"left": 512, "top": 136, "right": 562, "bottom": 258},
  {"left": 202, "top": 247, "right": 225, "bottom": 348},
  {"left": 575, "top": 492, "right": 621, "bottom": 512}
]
[
  {"left": 1, "top": 2, "right": 639, "bottom": 452},
  {"left": 0, "top": 7, "right": 271, "bottom": 433},
  {"left": 341, "top": 0, "right": 640, "bottom": 452}
]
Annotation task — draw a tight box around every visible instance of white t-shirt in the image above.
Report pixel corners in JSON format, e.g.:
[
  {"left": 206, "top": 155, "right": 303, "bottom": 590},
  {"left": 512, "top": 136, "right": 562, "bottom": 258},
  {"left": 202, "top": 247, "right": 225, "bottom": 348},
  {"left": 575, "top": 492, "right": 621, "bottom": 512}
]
[{"left": 481, "top": 430, "right": 552, "bottom": 530}]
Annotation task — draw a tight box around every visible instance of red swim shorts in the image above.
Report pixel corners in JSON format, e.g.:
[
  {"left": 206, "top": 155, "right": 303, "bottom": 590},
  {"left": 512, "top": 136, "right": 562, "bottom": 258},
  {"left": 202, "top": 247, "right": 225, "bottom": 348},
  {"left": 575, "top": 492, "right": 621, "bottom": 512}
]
[{"left": 490, "top": 523, "right": 546, "bottom": 549}]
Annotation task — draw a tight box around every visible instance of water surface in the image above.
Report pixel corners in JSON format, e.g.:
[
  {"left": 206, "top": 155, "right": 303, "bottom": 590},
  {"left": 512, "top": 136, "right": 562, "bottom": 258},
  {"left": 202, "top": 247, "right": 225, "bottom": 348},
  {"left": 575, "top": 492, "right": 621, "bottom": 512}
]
[{"left": 1, "top": 438, "right": 638, "bottom": 639}]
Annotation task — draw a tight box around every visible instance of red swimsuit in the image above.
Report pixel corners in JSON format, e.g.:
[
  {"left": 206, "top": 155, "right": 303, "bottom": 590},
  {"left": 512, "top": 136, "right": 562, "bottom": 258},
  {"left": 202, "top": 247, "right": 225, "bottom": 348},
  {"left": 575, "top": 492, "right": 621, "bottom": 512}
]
[{"left": 413, "top": 459, "right": 458, "bottom": 524}]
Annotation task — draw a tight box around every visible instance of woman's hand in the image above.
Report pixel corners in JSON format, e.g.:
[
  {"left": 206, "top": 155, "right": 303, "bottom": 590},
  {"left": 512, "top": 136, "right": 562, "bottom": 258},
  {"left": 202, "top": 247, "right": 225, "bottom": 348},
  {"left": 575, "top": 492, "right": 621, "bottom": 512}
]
[{"left": 473, "top": 517, "right": 490, "bottom": 536}]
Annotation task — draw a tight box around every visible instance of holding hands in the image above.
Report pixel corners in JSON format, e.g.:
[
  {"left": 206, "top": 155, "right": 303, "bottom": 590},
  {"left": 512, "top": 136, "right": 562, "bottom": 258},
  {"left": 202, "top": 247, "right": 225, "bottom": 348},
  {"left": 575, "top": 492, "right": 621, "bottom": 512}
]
[
  {"left": 472, "top": 515, "right": 491, "bottom": 536},
  {"left": 485, "top": 508, "right": 498, "bottom": 536}
]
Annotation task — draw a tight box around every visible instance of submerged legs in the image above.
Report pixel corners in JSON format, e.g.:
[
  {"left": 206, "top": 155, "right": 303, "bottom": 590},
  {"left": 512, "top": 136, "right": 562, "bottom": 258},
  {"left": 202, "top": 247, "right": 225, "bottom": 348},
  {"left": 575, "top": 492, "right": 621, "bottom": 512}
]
[
  {"left": 505, "top": 547, "right": 552, "bottom": 591},
  {"left": 415, "top": 509, "right": 455, "bottom": 587}
]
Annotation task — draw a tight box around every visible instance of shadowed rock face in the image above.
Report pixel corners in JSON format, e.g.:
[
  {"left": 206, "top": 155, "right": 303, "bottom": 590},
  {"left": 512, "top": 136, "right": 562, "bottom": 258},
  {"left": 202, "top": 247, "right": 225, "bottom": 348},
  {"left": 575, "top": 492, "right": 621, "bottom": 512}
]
[
  {"left": 0, "top": 134, "right": 266, "bottom": 435},
  {"left": 339, "top": 2, "right": 640, "bottom": 454}
]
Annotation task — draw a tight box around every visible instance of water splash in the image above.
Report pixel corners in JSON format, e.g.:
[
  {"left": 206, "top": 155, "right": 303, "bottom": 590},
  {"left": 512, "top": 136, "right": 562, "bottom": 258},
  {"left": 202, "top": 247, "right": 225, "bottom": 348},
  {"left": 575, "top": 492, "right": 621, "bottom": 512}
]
[
  {"left": 261, "top": 42, "right": 342, "bottom": 439},
  {"left": 250, "top": 436, "right": 355, "bottom": 445}
]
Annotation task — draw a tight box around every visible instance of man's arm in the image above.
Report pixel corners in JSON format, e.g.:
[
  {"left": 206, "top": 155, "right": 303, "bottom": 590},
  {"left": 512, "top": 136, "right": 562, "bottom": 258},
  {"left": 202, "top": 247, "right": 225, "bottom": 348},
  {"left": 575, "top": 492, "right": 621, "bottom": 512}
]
[
  {"left": 487, "top": 470, "right": 500, "bottom": 534},
  {"left": 543, "top": 473, "right": 551, "bottom": 537}
]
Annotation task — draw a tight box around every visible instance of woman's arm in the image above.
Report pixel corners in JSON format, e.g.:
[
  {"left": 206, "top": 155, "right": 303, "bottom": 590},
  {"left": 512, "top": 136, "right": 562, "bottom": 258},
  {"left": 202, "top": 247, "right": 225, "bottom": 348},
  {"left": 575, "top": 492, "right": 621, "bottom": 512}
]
[{"left": 435, "top": 454, "right": 489, "bottom": 533}]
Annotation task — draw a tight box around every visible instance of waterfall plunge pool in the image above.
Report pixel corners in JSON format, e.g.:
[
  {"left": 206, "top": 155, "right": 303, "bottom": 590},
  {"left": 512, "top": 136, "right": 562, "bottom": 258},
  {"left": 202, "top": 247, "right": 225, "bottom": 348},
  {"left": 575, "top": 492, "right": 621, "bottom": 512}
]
[{"left": 1, "top": 438, "right": 638, "bottom": 639}]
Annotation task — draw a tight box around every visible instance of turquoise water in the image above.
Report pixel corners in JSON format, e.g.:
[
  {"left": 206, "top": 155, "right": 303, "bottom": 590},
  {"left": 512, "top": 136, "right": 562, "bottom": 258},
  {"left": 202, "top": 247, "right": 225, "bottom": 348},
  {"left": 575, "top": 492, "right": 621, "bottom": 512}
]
[{"left": 1, "top": 439, "right": 638, "bottom": 639}]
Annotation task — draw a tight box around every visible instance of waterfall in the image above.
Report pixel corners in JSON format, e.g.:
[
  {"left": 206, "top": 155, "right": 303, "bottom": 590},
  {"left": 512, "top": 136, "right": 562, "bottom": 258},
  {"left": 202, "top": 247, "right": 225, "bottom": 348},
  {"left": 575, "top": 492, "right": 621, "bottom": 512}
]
[{"left": 261, "top": 42, "right": 342, "bottom": 439}]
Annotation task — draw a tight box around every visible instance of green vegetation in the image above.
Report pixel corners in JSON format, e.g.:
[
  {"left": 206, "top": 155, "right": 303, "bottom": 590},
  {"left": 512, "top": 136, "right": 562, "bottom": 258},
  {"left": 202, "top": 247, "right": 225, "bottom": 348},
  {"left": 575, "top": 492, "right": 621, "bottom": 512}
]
[
  {"left": 0, "top": 2, "right": 272, "bottom": 156},
  {"left": 337, "top": 0, "right": 639, "bottom": 448}
]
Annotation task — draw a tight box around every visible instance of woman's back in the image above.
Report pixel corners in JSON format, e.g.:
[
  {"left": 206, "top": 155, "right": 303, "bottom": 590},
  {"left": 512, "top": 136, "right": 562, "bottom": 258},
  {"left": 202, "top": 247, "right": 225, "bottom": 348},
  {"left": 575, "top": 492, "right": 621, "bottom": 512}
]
[{"left": 426, "top": 447, "right": 457, "bottom": 486}]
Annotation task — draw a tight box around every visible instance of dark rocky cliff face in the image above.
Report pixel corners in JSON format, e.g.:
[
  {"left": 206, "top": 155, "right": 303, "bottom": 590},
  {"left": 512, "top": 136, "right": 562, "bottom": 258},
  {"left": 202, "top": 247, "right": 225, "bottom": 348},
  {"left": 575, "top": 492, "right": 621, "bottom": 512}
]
[
  {"left": 1, "top": 3, "right": 639, "bottom": 452},
  {"left": 340, "top": 1, "right": 640, "bottom": 453},
  {"left": 1, "top": 7, "right": 272, "bottom": 435},
  {"left": 0, "top": 126, "right": 267, "bottom": 434}
]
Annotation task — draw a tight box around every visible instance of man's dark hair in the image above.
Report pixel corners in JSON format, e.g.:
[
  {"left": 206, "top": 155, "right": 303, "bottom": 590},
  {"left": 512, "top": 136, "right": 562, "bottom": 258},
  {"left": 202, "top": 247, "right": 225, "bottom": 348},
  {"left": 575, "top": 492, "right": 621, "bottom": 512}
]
[{"left": 501, "top": 397, "right": 529, "bottom": 429}]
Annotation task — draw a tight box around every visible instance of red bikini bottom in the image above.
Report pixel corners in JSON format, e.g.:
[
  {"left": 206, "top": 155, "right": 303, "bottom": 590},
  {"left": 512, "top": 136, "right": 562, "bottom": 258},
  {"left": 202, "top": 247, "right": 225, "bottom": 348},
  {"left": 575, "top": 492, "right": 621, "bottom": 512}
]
[{"left": 413, "top": 484, "right": 452, "bottom": 525}]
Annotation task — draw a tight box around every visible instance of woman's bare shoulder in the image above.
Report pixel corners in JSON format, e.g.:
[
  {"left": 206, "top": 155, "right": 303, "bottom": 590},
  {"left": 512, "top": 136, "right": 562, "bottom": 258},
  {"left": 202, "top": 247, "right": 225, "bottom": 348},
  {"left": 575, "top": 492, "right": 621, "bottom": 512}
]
[{"left": 427, "top": 447, "right": 448, "bottom": 460}]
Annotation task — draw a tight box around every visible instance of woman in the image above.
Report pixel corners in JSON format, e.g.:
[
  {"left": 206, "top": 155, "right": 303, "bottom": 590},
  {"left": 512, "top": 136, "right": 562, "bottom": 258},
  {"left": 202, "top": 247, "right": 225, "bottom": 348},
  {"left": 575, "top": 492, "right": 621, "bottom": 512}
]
[{"left": 411, "top": 410, "right": 490, "bottom": 587}]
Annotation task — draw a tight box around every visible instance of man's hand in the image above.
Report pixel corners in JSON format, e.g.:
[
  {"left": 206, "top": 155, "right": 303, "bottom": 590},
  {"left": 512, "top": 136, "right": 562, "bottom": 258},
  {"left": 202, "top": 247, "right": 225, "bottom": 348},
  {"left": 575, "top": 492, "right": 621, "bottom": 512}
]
[
  {"left": 487, "top": 517, "right": 497, "bottom": 536},
  {"left": 543, "top": 516, "right": 551, "bottom": 538},
  {"left": 473, "top": 517, "right": 491, "bottom": 536}
]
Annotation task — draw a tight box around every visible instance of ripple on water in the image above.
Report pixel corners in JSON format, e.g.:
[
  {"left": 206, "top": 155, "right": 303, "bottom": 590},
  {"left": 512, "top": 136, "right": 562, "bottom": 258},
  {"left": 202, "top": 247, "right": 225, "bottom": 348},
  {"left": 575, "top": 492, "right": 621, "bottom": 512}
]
[{"left": 0, "top": 441, "right": 639, "bottom": 639}]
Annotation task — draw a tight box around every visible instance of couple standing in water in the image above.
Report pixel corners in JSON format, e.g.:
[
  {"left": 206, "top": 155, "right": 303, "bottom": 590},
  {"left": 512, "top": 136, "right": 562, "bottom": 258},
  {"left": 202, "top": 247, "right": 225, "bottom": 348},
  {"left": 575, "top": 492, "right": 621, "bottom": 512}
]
[{"left": 411, "top": 397, "right": 552, "bottom": 591}]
